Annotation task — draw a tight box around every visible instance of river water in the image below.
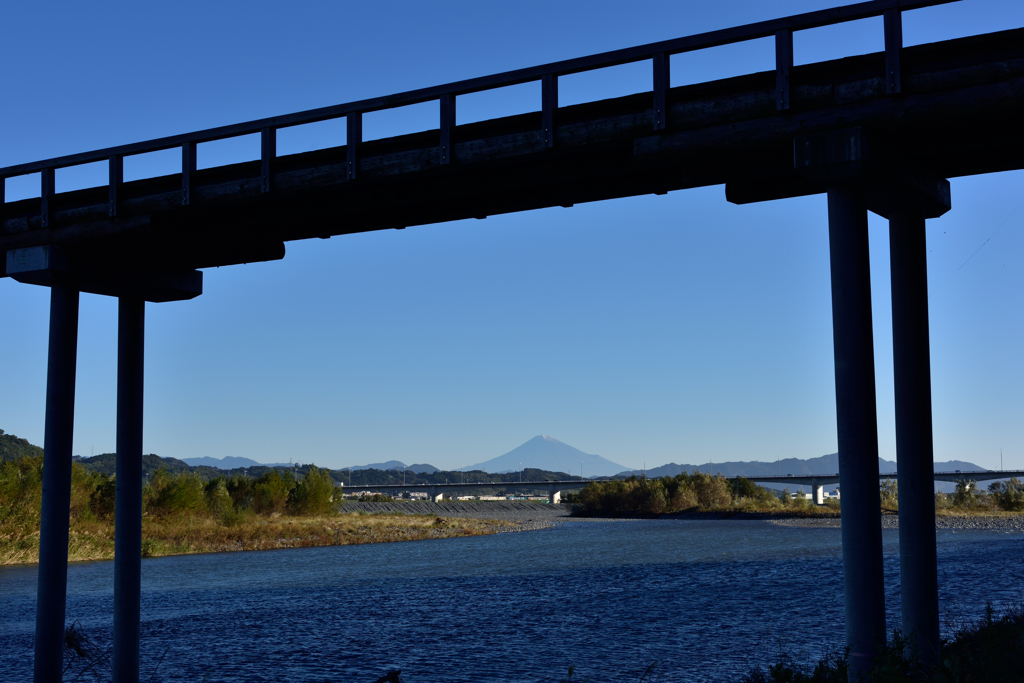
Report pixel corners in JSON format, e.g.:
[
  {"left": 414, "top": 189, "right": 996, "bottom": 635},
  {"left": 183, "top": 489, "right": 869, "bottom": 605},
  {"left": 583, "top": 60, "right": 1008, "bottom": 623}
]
[{"left": 1, "top": 520, "right": 1022, "bottom": 682}]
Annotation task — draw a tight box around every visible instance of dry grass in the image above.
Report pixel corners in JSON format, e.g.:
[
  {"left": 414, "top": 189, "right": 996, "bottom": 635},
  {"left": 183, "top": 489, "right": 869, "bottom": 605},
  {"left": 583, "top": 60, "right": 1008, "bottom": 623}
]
[{"left": 0, "top": 512, "right": 518, "bottom": 565}]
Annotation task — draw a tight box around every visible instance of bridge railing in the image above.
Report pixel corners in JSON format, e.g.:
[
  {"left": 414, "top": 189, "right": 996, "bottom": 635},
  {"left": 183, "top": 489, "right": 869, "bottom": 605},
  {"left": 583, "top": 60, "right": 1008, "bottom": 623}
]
[{"left": 1, "top": 0, "right": 958, "bottom": 228}]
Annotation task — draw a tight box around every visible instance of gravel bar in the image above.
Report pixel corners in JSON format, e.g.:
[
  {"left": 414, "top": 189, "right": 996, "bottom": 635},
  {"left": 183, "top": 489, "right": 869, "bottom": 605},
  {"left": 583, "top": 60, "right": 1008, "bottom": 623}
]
[{"left": 768, "top": 514, "right": 1024, "bottom": 531}]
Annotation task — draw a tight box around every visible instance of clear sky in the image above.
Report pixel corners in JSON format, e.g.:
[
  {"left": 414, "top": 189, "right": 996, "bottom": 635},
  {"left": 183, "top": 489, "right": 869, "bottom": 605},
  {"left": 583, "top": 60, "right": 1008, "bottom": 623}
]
[{"left": 2, "top": 0, "right": 1022, "bottom": 472}]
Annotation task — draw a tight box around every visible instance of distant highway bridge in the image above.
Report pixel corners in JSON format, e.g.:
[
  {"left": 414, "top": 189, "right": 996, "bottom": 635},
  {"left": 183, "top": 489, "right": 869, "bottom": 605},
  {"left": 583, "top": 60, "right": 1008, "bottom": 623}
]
[
  {"left": 741, "top": 470, "right": 1024, "bottom": 504},
  {"left": 340, "top": 479, "right": 606, "bottom": 504},
  {"left": 342, "top": 470, "right": 1024, "bottom": 505}
]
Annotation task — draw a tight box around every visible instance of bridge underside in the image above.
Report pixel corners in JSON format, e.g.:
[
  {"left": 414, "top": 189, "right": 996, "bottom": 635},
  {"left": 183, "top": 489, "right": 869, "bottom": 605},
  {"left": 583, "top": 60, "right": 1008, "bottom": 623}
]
[{"left": 2, "top": 29, "right": 1022, "bottom": 276}]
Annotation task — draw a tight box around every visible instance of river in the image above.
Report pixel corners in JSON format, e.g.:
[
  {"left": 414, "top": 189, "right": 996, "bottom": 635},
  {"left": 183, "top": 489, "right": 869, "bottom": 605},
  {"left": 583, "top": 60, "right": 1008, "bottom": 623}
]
[{"left": 1, "top": 520, "right": 1022, "bottom": 682}]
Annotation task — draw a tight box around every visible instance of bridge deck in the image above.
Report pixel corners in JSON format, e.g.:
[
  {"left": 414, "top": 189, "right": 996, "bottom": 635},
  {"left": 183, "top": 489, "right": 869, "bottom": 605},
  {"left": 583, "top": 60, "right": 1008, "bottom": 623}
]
[{"left": 2, "top": 17, "right": 1022, "bottom": 277}]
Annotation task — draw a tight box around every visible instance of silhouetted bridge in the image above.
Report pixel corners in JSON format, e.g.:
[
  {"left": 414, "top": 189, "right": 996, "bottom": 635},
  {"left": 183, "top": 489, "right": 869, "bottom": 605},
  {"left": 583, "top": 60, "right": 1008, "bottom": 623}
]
[{"left": 5, "top": 0, "right": 1022, "bottom": 680}]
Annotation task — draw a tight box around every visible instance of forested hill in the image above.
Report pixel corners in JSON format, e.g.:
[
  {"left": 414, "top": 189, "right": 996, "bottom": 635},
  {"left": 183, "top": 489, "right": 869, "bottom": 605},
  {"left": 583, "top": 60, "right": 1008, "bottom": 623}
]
[
  {"left": 0, "top": 430, "right": 44, "bottom": 462},
  {"left": 1, "top": 431, "right": 584, "bottom": 487}
]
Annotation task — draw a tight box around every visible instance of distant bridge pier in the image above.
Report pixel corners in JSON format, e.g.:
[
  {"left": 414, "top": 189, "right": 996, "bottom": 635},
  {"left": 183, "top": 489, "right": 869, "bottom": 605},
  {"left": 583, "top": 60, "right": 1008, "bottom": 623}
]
[
  {"left": 428, "top": 487, "right": 444, "bottom": 503},
  {"left": 549, "top": 488, "right": 561, "bottom": 505},
  {"left": 33, "top": 282, "right": 80, "bottom": 683},
  {"left": 810, "top": 481, "right": 824, "bottom": 506},
  {"left": 889, "top": 196, "right": 945, "bottom": 666}
]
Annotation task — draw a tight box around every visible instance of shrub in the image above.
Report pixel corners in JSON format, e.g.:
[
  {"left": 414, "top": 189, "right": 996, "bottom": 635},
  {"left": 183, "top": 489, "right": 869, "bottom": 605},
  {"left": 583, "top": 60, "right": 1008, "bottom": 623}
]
[
  {"left": 880, "top": 478, "right": 898, "bottom": 510},
  {"left": 150, "top": 472, "right": 206, "bottom": 516},
  {"left": 953, "top": 479, "right": 979, "bottom": 508},
  {"left": 89, "top": 474, "right": 117, "bottom": 520},
  {"left": 252, "top": 470, "right": 294, "bottom": 514},
  {"left": 204, "top": 478, "right": 233, "bottom": 515},
  {"left": 989, "top": 478, "right": 1024, "bottom": 512},
  {"left": 225, "top": 476, "right": 252, "bottom": 510},
  {"left": 691, "top": 471, "right": 731, "bottom": 508},
  {"left": 288, "top": 465, "right": 336, "bottom": 516}
]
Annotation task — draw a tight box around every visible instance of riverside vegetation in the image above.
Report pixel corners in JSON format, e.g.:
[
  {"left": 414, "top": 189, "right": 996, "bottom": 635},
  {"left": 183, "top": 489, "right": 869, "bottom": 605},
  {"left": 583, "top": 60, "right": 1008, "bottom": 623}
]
[
  {"left": 0, "top": 451, "right": 515, "bottom": 566},
  {"left": 743, "top": 602, "right": 1024, "bottom": 683},
  {"left": 574, "top": 472, "right": 1024, "bottom": 516}
]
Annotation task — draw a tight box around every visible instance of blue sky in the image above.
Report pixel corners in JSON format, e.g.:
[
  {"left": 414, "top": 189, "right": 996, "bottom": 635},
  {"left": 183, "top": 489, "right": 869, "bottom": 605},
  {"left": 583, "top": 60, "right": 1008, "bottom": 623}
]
[{"left": 2, "top": 0, "right": 1022, "bottom": 472}]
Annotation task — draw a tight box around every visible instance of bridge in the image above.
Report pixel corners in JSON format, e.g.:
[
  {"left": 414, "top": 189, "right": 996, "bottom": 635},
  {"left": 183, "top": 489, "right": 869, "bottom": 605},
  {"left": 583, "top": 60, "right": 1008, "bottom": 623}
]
[
  {"left": 345, "top": 470, "right": 1024, "bottom": 505},
  {"left": 743, "top": 470, "right": 1024, "bottom": 504},
  {"left": 5, "top": 0, "right": 1022, "bottom": 679},
  {"left": 339, "top": 479, "right": 604, "bottom": 504}
]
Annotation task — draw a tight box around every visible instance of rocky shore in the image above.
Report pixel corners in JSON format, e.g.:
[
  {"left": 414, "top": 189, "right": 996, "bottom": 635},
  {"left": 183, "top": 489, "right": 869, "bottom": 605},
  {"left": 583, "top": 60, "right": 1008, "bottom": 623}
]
[
  {"left": 342, "top": 500, "right": 577, "bottom": 531},
  {"left": 342, "top": 501, "right": 1024, "bottom": 533},
  {"left": 768, "top": 513, "right": 1024, "bottom": 531}
]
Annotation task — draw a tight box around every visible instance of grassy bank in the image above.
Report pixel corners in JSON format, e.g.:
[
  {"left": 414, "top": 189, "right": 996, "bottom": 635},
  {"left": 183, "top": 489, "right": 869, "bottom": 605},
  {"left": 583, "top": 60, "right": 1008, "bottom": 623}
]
[{"left": 0, "top": 455, "right": 515, "bottom": 566}]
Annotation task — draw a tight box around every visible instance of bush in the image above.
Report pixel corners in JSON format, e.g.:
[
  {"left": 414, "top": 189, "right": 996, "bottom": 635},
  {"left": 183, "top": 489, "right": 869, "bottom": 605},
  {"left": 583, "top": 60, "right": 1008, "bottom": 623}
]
[
  {"left": 953, "top": 479, "right": 980, "bottom": 508},
  {"left": 149, "top": 472, "right": 205, "bottom": 516},
  {"left": 989, "top": 478, "right": 1024, "bottom": 512},
  {"left": 880, "top": 478, "right": 898, "bottom": 510},
  {"left": 288, "top": 465, "right": 336, "bottom": 516},
  {"left": 252, "top": 470, "right": 294, "bottom": 514},
  {"left": 89, "top": 474, "right": 117, "bottom": 520},
  {"left": 204, "top": 478, "right": 233, "bottom": 515},
  {"left": 691, "top": 471, "right": 731, "bottom": 508}
]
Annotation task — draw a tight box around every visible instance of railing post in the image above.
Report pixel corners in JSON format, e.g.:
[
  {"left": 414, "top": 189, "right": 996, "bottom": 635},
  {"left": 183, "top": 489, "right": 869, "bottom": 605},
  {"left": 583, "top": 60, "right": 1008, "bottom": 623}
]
[
  {"left": 181, "top": 142, "right": 196, "bottom": 205},
  {"left": 261, "top": 127, "right": 276, "bottom": 194},
  {"left": 775, "top": 29, "right": 793, "bottom": 111},
  {"left": 33, "top": 283, "right": 80, "bottom": 683},
  {"left": 653, "top": 52, "right": 670, "bottom": 130},
  {"left": 884, "top": 8, "right": 903, "bottom": 95},
  {"left": 440, "top": 94, "right": 456, "bottom": 164},
  {"left": 109, "top": 155, "right": 123, "bottom": 217},
  {"left": 41, "top": 168, "right": 55, "bottom": 228},
  {"left": 542, "top": 74, "right": 558, "bottom": 148},
  {"left": 347, "top": 113, "right": 362, "bottom": 180}
]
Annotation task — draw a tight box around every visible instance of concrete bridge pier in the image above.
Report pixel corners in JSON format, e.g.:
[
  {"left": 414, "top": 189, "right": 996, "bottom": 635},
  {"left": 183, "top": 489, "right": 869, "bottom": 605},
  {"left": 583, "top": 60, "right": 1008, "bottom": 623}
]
[
  {"left": 548, "top": 488, "right": 561, "bottom": 504},
  {"left": 827, "top": 184, "right": 887, "bottom": 678},
  {"left": 428, "top": 487, "right": 444, "bottom": 502},
  {"left": 810, "top": 481, "right": 824, "bottom": 505},
  {"left": 33, "top": 283, "right": 80, "bottom": 683},
  {"left": 113, "top": 297, "right": 145, "bottom": 683},
  {"left": 889, "top": 199, "right": 941, "bottom": 666}
]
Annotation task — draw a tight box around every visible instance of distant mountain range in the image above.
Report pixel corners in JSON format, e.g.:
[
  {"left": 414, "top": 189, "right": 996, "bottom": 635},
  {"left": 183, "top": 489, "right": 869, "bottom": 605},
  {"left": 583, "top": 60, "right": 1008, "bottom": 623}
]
[
  {"left": 466, "top": 435, "right": 627, "bottom": 478},
  {"left": 181, "top": 455, "right": 439, "bottom": 473},
  {"left": 67, "top": 434, "right": 988, "bottom": 493},
  {"left": 181, "top": 456, "right": 291, "bottom": 469}
]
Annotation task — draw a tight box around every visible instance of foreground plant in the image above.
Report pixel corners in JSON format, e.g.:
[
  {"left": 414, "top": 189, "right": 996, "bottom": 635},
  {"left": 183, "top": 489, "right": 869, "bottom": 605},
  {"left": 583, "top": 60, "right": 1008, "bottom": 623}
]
[{"left": 742, "top": 602, "right": 1024, "bottom": 683}]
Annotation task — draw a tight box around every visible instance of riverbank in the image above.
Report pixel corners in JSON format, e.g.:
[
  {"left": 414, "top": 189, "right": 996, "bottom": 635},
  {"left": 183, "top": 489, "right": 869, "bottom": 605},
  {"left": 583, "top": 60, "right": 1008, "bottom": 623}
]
[
  {"left": 769, "top": 510, "right": 1024, "bottom": 531},
  {"left": 0, "top": 510, "right": 525, "bottom": 565}
]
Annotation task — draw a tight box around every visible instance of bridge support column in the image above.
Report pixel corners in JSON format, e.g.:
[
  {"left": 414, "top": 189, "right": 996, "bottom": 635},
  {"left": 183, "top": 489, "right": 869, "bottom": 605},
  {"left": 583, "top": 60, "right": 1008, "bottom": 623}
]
[
  {"left": 113, "top": 297, "right": 145, "bottom": 683},
  {"left": 429, "top": 488, "right": 444, "bottom": 503},
  {"left": 33, "top": 283, "right": 80, "bottom": 683},
  {"left": 811, "top": 481, "right": 824, "bottom": 505},
  {"left": 889, "top": 201, "right": 940, "bottom": 666},
  {"left": 827, "top": 185, "right": 886, "bottom": 677},
  {"left": 549, "top": 489, "right": 561, "bottom": 504}
]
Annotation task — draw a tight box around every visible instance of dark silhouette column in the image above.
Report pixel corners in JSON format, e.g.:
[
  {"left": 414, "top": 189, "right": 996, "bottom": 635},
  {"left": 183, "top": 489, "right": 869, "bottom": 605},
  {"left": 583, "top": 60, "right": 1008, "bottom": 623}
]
[
  {"left": 113, "top": 297, "right": 145, "bottom": 683},
  {"left": 889, "top": 202, "right": 940, "bottom": 666},
  {"left": 33, "top": 283, "right": 80, "bottom": 683},
  {"left": 827, "top": 185, "right": 887, "bottom": 678}
]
